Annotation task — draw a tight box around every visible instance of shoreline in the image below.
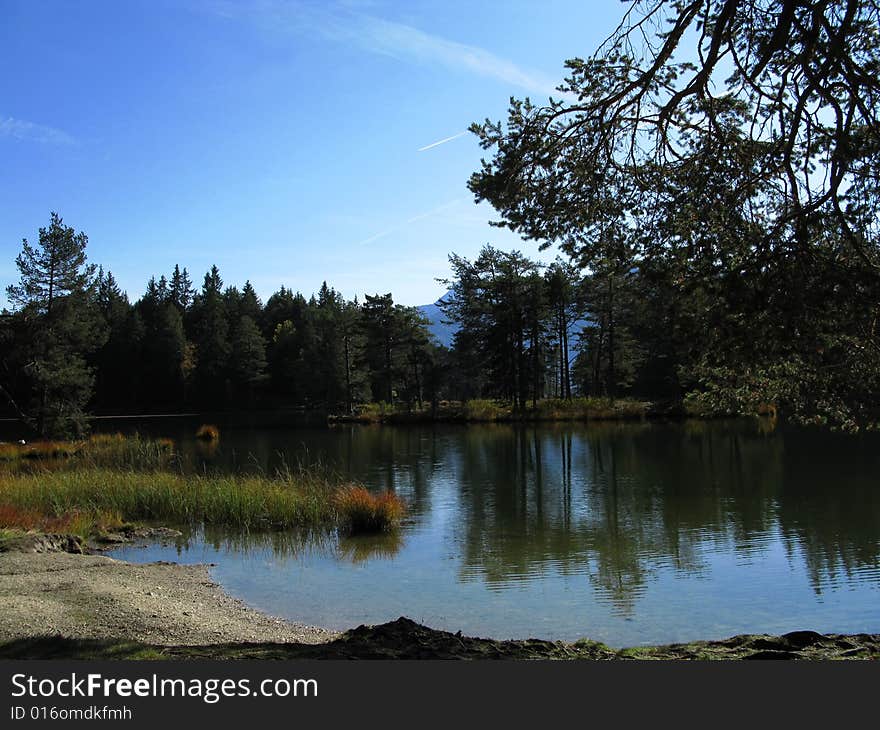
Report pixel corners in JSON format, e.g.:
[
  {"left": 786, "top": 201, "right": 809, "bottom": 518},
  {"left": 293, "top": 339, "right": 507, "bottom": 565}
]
[{"left": 0, "top": 548, "right": 876, "bottom": 660}]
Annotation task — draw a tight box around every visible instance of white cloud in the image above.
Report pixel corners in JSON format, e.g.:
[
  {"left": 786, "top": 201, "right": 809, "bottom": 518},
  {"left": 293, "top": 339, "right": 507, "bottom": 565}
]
[
  {"left": 352, "top": 15, "right": 560, "bottom": 97},
  {"left": 0, "top": 116, "right": 76, "bottom": 145},
  {"left": 208, "top": 1, "right": 562, "bottom": 98}
]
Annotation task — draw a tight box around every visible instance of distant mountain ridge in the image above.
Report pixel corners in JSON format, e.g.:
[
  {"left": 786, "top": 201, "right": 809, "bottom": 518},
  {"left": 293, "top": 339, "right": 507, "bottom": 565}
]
[
  {"left": 418, "top": 296, "right": 589, "bottom": 350},
  {"left": 417, "top": 297, "right": 457, "bottom": 348}
]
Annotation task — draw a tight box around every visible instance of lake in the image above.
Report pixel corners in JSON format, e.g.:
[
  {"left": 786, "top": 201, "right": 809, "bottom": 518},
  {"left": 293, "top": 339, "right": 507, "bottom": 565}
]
[{"left": 101, "top": 417, "right": 879, "bottom": 647}]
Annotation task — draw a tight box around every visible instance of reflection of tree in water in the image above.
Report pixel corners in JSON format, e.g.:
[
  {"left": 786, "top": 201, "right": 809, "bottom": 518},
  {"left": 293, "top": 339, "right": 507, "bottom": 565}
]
[
  {"left": 328, "top": 425, "right": 439, "bottom": 516},
  {"left": 454, "top": 425, "right": 590, "bottom": 588},
  {"left": 164, "top": 418, "right": 880, "bottom": 608},
  {"left": 454, "top": 424, "right": 668, "bottom": 615},
  {"left": 582, "top": 434, "right": 660, "bottom": 617},
  {"left": 453, "top": 421, "right": 880, "bottom": 615},
  {"left": 775, "top": 430, "right": 880, "bottom": 594}
]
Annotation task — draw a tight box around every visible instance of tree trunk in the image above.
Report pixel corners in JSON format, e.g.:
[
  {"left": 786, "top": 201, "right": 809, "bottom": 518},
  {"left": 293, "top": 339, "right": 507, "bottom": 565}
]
[
  {"left": 558, "top": 309, "right": 565, "bottom": 398},
  {"left": 384, "top": 335, "right": 393, "bottom": 404},
  {"left": 531, "top": 322, "right": 539, "bottom": 409},
  {"left": 607, "top": 274, "right": 616, "bottom": 403},
  {"left": 563, "top": 322, "right": 572, "bottom": 400},
  {"left": 412, "top": 351, "right": 423, "bottom": 409},
  {"left": 343, "top": 334, "right": 352, "bottom": 413}
]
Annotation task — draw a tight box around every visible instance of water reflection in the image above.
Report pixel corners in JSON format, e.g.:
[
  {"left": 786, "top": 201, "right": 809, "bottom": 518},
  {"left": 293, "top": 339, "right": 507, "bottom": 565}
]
[
  {"left": 337, "top": 532, "right": 405, "bottom": 564},
  {"left": 167, "top": 524, "right": 405, "bottom": 565},
  {"left": 101, "top": 417, "right": 880, "bottom": 642},
  {"left": 449, "top": 421, "right": 878, "bottom": 608}
]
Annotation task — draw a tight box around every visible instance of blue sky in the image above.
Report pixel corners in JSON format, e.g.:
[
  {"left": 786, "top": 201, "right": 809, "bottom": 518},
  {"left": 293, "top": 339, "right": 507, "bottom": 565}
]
[{"left": 1, "top": 0, "right": 620, "bottom": 307}]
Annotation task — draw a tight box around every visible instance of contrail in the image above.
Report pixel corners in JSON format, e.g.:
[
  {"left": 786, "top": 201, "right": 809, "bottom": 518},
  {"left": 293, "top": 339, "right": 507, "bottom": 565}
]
[
  {"left": 404, "top": 199, "right": 460, "bottom": 224},
  {"left": 357, "top": 199, "right": 461, "bottom": 246},
  {"left": 418, "top": 131, "right": 467, "bottom": 152}
]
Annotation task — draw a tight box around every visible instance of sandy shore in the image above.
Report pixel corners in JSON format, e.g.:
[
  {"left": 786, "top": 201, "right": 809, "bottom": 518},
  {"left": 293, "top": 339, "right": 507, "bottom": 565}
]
[{"left": 0, "top": 551, "right": 336, "bottom": 646}]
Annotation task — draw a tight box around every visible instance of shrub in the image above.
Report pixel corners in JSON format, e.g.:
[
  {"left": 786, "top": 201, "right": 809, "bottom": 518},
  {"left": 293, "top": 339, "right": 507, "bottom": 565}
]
[
  {"left": 333, "top": 486, "right": 406, "bottom": 534},
  {"left": 195, "top": 424, "right": 220, "bottom": 441},
  {"left": 463, "top": 399, "right": 508, "bottom": 421}
]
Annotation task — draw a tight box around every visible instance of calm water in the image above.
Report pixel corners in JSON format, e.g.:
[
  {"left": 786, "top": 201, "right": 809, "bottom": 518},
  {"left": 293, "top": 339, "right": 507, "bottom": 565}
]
[{"left": 102, "top": 417, "right": 879, "bottom": 646}]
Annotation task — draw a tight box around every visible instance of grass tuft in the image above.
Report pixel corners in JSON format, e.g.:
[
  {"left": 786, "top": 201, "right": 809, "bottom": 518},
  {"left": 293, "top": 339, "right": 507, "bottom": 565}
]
[
  {"left": 195, "top": 424, "right": 220, "bottom": 441},
  {"left": 0, "top": 468, "right": 404, "bottom": 535},
  {"left": 333, "top": 486, "right": 406, "bottom": 534}
]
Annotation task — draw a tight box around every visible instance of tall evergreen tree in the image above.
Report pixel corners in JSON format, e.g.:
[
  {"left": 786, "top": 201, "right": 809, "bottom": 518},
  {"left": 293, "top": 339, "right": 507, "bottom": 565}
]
[
  {"left": 228, "top": 314, "right": 268, "bottom": 404},
  {"left": 312, "top": 282, "right": 347, "bottom": 407},
  {"left": 92, "top": 268, "right": 135, "bottom": 410},
  {"left": 360, "top": 293, "right": 397, "bottom": 404},
  {"left": 190, "top": 266, "right": 231, "bottom": 405},
  {"left": 238, "top": 281, "right": 262, "bottom": 322},
  {"left": 441, "top": 246, "right": 544, "bottom": 409},
  {"left": 545, "top": 261, "right": 582, "bottom": 400},
  {"left": 3, "top": 213, "right": 105, "bottom": 436},
  {"left": 169, "top": 264, "right": 195, "bottom": 312},
  {"left": 339, "top": 297, "right": 367, "bottom": 412}
]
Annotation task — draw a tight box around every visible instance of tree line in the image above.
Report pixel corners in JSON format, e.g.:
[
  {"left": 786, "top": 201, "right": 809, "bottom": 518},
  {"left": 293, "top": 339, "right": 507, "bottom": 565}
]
[
  {"left": 3, "top": 193, "right": 878, "bottom": 437},
  {"left": 0, "top": 213, "right": 663, "bottom": 438},
  {"left": 0, "top": 213, "right": 449, "bottom": 436}
]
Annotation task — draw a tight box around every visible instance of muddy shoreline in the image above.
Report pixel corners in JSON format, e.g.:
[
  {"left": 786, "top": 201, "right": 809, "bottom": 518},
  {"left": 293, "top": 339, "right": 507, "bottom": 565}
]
[{"left": 0, "top": 547, "right": 877, "bottom": 660}]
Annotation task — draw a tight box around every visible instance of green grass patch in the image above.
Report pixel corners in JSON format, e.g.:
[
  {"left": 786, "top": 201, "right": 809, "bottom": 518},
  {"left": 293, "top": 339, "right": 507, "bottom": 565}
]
[
  {"left": 0, "top": 467, "right": 404, "bottom": 534},
  {"left": 0, "top": 527, "right": 24, "bottom": 548},
  {"left": 333, "top": 397, "right": 650, "bottom": 424},
  {"left": 531, "top": 397, "right": 648, "bottom": 420},
  {"left": 0, "top": 433, "right": 405, "bottom": 535}
]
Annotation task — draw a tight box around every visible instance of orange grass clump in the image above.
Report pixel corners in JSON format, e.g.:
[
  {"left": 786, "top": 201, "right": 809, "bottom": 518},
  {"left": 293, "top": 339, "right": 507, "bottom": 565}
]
[
  {"left": 195, "top": 424, "right": 220, "bottom": 441},
  {"left": 333, "top": 486, "right": 406, "bottom": 534}
]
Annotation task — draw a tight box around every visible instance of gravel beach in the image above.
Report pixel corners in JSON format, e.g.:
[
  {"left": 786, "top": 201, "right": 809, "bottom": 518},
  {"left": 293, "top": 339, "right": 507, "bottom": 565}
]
[{"left": 0, "top": 551, "right": 336, "bottom": 646}]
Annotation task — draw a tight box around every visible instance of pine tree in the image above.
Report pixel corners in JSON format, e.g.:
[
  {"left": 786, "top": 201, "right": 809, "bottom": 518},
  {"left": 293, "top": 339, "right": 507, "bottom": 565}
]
[
  {"left": 360, "top": 293, "right": 396, "bottom": 404},
  {"left": 545, "top": 261, "right": 583, "bottom": 400},
  {"left": 190, "top": 266, "right": 231, "bottom": 404},
  {"left": 169, "top": 264, "right": 195, "bottom": 312},
  {"left": 313, "top": 282, "right": 346, "bottom": 407},
  {"left": 339, "top": 297, "right": 366, "bottom": 412},
  {"left": 239, "top": 281, "right": 262, "bottom": 322},
  {"left": 229, "top": 315, "right": 268, "bottom": 404},
  {"left": 3, "top": 213, "right": 105, "bottom": 436},
  {"left": 93, "top": 268, "right": 134, "bottom": 409}
]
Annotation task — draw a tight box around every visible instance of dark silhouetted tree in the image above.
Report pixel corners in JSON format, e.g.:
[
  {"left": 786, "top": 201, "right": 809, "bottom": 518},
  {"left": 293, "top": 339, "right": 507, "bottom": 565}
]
[{"left": 4, "top": 213, "right": 105, "bottom": 436}]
